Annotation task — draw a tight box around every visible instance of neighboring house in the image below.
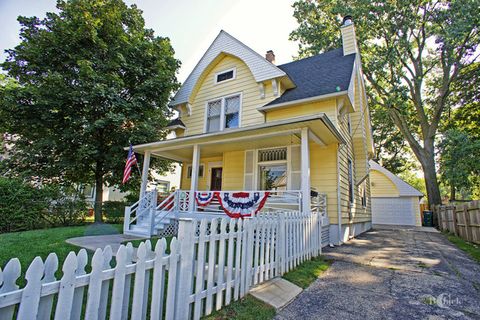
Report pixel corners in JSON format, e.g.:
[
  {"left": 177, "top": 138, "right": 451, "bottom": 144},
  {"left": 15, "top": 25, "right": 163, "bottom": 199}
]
[
  {"left": 83, "top": 162, "right": 182, "bottom": 206},
  {"left": 125, "top": 16, "right": 375, "bottom": 244},
  {"left": 369, "top": 160, "right": 423, "bottom": 226}
]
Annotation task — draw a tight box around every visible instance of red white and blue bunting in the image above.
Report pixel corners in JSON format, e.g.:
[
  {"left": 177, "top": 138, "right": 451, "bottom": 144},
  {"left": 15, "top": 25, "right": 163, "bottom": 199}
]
[
  {"left": 216, "top": 191, "right": 270, "bottom": 218},
  {"left": 195, "top": 192, "right": 216, "bottom": 206}
]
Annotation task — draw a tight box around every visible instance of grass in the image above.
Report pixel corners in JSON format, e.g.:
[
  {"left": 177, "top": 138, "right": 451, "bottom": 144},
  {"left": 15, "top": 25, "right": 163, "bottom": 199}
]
[
  {"left": 444, "top": 232, "right": 480, "bottom": 264},
  {"left": 202, "top": 295, "right": 276, "bottom": 320},
  {"left": 0, "top": 223, "right": 122, "bottom": 284},
  {"left": 282, "top": 256, "right": 331, "bottom": 289}
]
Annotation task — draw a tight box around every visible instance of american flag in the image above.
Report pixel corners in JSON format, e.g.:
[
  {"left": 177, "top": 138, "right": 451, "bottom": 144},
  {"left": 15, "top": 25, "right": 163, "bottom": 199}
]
[{"left": 122, "top": 144, "right": 137, "bottom": 184}]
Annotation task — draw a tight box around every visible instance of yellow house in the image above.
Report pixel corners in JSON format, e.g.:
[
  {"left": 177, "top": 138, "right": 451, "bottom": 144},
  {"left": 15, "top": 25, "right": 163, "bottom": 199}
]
[{"left": 125, "top": 16, "right": 375, "bottom": 244}]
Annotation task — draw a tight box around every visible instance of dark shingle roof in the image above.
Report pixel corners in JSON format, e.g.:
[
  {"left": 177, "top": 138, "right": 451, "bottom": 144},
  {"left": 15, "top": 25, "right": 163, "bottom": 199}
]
[
  {"left": 166, "top": 118, "right": 185, "bottom": 128},
  {"left": 265, "top": 48, "right": 356, "bottom": 107}
]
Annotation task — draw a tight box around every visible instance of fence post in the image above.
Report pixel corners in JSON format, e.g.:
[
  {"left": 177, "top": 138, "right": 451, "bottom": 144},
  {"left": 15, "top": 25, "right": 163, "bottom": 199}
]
[
  {"left": 451, "top": 206, "right": 458, "bottom": 235},
  {"left": 176, "top": 218, "right": 196, "bottom": 320},
  {"left": 149, "top": 208, "right": 156, "bottom": 236},
  {"left": 123, "top": 206, "right": 131, "bottom": 233},
  {"left": 434, "top": 205, "right": 440, "bottom": 230},
  {"left": 278, "top": 212, "right": 286, "bottom": 276},
  {"left": 464, "top": 204, "right": 473, "bottom": 242}
]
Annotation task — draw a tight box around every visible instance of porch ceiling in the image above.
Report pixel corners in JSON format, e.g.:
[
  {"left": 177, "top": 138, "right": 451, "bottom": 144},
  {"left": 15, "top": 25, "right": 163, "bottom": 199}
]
[{"left": 130, "top": 113, "right": 345, "bottom": 161}]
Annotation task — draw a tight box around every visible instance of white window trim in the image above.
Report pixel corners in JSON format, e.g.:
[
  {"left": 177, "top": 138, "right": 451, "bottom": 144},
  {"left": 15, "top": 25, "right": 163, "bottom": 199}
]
[
  {"left": 187, "top": 163, "right": 205, "bottom": 179},
  {"left": 347, "top": 114, "right": 352, "bottom": 135},
  {"left": 348, "top": 158, "right": 354, "bottom": 205},
  {"left": 203, "top": 92, "right": 242, "bottom": 133},
  {"left": 360, "top": 183, "right": 367, "bottom": 208},
  {"left": 156, "top": 180, "right": 171, "bottom": 193},
  {"left": 256, "top": 145, "right": 296, "bottom": 190},
  {"left": 208, "top": 161, "right": 223, "bottom": 191},
  {"left": 214, "top": 67, "right": 236, "bottom": 84}
]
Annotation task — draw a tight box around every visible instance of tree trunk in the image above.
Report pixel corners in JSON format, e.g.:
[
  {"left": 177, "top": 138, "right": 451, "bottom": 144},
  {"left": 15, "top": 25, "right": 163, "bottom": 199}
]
[
  {"left": 94, "top": 163, "right": 104, "bottom": 223},
  {"left": 417, "top": 139, "right": 442, "bottom": 206},
  {"left": 450, "top": 185, "right": 456, "bottom": 202}
]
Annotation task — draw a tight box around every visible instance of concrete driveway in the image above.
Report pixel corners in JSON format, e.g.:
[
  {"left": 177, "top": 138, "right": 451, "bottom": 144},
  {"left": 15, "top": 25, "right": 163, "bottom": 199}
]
[{"left": 276, "top": 227, "right": 480, "bottom": 320}]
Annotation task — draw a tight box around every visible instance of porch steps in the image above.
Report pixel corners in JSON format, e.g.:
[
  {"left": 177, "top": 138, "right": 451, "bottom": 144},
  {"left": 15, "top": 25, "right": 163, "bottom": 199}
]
[{"left": 125, "top": 210, "right": 175, "bottom": 237}]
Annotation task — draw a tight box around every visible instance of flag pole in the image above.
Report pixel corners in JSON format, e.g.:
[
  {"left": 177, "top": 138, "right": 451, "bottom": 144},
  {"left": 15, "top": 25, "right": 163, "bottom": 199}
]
[{"left": 130, "top": 141, "right": 142, "bottom": 176}]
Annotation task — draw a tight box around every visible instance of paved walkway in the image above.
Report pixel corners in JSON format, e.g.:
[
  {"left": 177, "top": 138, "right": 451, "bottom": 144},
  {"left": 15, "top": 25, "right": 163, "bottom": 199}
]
[
  {"left": 276, "top": 227, "right": 480, "bottom": 320},
  {"left": 66, "top": 234, "right": 145, "bottom": 255}
]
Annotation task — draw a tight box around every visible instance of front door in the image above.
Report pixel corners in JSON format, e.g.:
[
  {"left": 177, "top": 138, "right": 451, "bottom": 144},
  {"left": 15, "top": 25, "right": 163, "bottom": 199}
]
[{"left": 210, "top": 168, "right": 223, "bottom": 191}]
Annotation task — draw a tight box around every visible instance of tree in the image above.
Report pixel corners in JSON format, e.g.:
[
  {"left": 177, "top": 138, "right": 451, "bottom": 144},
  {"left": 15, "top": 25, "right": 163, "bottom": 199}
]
[
  {"left": 438, "top": 130, "right": 480, "bottom": 200},
  {"left": 290, "top": 0, "right": 480, "bottom": 205},
  {"left": 370, "top": 102, "right": 413, "bottom": 174},
  {"left": 0, "top": 0, "right": 180, "bottom": 222}
]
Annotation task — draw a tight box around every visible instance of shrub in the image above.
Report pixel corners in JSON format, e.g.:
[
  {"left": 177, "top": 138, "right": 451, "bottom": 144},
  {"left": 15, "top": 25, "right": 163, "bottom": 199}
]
[
  {"left": 0, "top": 178, "right": 87, "bottom": 233},
  {"left": 42, "top": 185, "right": 88, "bottom": 226},
  {"left": 103, "top": 201, "right": 126, "bottom": 223},
  {"left": 0, "top": 177, "right": 48, "bottom": 233}
]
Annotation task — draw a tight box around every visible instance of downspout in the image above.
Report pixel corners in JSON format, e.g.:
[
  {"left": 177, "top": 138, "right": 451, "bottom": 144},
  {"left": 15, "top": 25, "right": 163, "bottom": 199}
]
[{"left": 337, "top": 143, "right": 343, "bottom": 245}]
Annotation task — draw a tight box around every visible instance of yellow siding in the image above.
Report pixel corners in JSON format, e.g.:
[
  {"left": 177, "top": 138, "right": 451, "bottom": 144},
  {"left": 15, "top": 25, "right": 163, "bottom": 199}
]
[
  {"left": 264, "top": 99, "right": 337, "bottom": 126},
  {"left": 180, "top": 156, "right": 223, "bottom": 190},
  {"left": 350, "top": 72, "right": 369, "bottom": 181},
  {"left": 370, "top": 170, "right": 399, "bottom": 197},
  {"left": 336, "top": 96, "right": 372, "bottom": 225},
  {"left": 181, "top": 55, "right": 280, "bottom": 136},
  {"left": 310, "top": 143, "right": 339, "bottom": 223},
  {"left": 222, "top": 151, "right": 245, "bottom": 190}
]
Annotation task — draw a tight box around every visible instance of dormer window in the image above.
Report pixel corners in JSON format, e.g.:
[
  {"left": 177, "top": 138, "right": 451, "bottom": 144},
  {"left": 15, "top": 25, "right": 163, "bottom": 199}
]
[
  {"left": 215, "top": 68, "right": 236, "bottom": 84},
  {"left": 205, "top": 93, "right": 241, "bottom": 133}
]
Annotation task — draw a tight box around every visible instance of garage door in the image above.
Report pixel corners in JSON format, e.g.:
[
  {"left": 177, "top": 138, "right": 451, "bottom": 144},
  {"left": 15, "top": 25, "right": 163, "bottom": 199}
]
[{"left": 371, "top": 197, "right": 417, "bottom": 226}]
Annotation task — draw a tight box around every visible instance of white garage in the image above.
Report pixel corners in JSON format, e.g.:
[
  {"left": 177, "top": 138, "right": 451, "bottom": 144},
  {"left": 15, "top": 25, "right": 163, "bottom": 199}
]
[{"left": 369, "top": 161, "right": 424, "bottom": 226}]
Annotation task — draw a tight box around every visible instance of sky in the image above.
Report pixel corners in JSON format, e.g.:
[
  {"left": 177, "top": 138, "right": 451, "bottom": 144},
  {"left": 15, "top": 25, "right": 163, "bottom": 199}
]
[{"left": 0, "top": 0, "right": 300, "bottom": 82}]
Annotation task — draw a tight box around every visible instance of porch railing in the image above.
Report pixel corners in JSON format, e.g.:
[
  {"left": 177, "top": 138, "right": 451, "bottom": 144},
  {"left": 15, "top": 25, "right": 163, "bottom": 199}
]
[
  {"left": 124, "top": 189, "right": 328, "bottom": 236},
  {"left": 176, "top": 190, "right": 303, "bottom": 215}
]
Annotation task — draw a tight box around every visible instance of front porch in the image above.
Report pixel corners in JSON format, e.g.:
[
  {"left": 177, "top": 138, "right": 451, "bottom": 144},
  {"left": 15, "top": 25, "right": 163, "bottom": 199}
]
[{"left": 124, "top": 114, "right": 343, "bottom": 237}]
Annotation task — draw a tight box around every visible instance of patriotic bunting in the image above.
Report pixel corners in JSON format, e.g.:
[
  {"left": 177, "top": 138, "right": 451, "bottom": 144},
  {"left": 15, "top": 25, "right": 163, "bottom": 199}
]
[
  {"left": 194, "top": 191, "right": 270, "bottom": 218},
  {"left": 195, "top": 192, "right": 216, "bottom": 206},
  {"left": 216, "top": 191, "right": 270, "bottom": 218}
]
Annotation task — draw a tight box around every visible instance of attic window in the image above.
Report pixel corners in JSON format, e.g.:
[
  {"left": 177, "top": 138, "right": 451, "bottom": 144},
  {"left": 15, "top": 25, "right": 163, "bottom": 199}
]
[{"left": 215, "top": 68, "right": 236, "bottom": 84}]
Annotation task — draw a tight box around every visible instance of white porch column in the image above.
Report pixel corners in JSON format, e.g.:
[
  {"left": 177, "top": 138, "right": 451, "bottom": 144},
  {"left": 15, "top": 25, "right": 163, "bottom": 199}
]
[
  {"left": 140, "top": 151, "right": 151, "bottom": 198},
  {"left": 301, "top": 128, "right": 311, "bottom": 213},
  {"left": 188, "top": 144, "right": 200, "bottom": 212}
]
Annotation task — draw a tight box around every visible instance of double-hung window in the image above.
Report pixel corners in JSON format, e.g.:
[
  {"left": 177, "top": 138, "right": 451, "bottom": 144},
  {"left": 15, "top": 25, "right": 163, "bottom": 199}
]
[{"left": 206, "top": 94, "right": 241, "bottom": 133}]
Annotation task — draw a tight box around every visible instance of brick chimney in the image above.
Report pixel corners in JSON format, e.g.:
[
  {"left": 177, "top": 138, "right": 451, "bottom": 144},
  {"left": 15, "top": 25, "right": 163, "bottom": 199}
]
[
  {"left": 340, "top": 15, "right": 358, "bottom": 56},
  {"left": 265, "top": 50, "right": 275, "bottom": 64}
]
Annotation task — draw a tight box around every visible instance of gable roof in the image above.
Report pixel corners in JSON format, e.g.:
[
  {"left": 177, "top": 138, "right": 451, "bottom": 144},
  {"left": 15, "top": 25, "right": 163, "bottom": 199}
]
[
  {"left": 369, "top": 160, "right": 423, "bottom": 197},
  {"left": 170, "top": 30, "right": 286, "bottom": 107},
  {"left": 265, "top": 48, "right": 356, "bottom": 107}
]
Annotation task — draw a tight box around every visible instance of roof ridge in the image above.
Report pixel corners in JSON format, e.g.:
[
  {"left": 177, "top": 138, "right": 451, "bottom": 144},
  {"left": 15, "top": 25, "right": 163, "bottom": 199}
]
[{"left": 277, "top": 47, "right": 347, "bottom": 67}]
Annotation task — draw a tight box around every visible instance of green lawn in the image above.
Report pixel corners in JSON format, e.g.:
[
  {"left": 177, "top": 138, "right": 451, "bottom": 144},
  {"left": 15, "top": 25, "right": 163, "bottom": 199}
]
[
  {"left": 282, "top": 256, "right": 332, "bottom": 288},
  {"left": 445, "top": 232, "right": 480, "bottom": 264},
  {"left": 202, "top": 295, "right": 276, "bottom": 320},
  {"left": 0, "top": 223, "right": 122, "bottom": 283}
]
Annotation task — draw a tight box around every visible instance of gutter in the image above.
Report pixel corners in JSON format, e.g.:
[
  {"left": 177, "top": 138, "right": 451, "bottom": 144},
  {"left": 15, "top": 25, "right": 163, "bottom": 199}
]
[
  {"left": 125, "top": 113, "right": 343, "bottom": 151},
  {"left": 337, "top": 143, "right": 343, "bottom": 245}
]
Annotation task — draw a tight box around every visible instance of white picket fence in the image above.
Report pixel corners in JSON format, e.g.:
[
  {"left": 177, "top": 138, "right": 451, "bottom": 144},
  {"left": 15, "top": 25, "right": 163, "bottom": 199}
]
[{"left": 0, "top": 211, "right": 323, "bottom": 320}]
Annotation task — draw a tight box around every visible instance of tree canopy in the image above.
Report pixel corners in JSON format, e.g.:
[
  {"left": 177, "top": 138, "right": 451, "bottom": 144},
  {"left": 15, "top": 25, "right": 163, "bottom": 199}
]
[
  {"left": 290, "top": 0, "right": 480, "bottom": 205},
  {"left": 0, "top": 0, "right": 180, "bottom": 221}
]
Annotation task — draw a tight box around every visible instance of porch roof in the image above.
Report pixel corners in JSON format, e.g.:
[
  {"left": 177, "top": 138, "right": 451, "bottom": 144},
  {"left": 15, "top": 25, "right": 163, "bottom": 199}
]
[{"left": 129, "top": 113, "right": 345, "bottom": 161}]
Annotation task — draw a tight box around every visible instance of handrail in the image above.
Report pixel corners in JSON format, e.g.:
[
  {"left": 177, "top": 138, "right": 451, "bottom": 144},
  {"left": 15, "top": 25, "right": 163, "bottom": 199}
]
[
  {"left": 124, "top": 188, "right": 157, "bottom": 235},
  {"left": 154, "top": 191, "right": 177, "bottom": 226}
]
